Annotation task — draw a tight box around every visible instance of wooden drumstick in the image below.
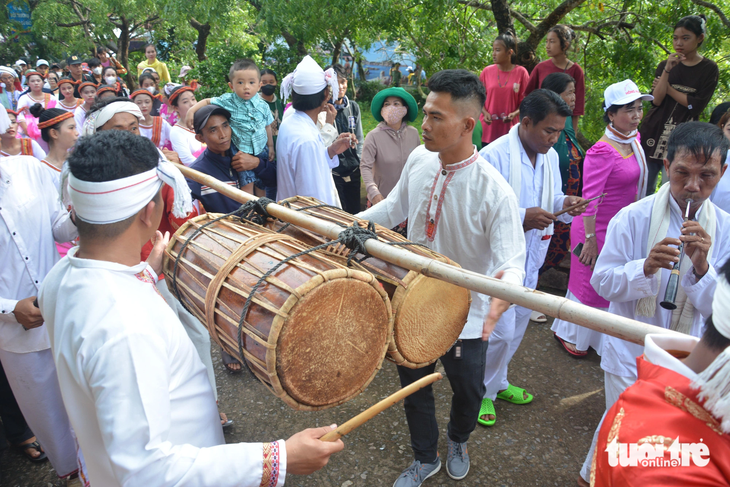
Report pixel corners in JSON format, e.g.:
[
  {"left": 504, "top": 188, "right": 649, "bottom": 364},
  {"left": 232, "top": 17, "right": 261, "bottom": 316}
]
[
  {"left": 320, "top": 372, "right": 443, "bottom": 442},
  {"left": 553, "top": 193, "right": 606, "bottom": 217}
]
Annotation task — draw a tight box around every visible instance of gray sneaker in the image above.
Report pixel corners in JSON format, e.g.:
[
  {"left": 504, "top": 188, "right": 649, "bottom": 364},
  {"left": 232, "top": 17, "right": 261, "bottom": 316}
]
[
  {"left": 392, "top": 456, "right": 441, "bottom": 487},
  {"left": 446, "top": 439, "right": 470, "bottom": 480}
]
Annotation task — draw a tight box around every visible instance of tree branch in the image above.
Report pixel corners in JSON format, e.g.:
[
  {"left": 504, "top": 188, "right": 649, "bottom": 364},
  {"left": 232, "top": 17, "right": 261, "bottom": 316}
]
[
  {"left": 691, "top": 0, "right": 730, "bottom": 29},
  {"left": 524, "top": 0, "right": 588, "bottom": 48}
]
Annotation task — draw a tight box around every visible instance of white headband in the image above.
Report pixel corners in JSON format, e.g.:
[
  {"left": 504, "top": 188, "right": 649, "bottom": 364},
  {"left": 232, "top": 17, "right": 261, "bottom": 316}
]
[
  {"left": 83, "top": 101, "right": 144, "bottom": 136},
  {"left": 692, "top": 275, "right": 730, "bottom": 433},
  {"left": 280, "top": 55, "right": 338, "bottom": 103},
  {"left": 0, "top": 66, "right": 17, "bottom": 79},
  {"left": 65, "top": 156, "right": 192, "bottom": 224}
]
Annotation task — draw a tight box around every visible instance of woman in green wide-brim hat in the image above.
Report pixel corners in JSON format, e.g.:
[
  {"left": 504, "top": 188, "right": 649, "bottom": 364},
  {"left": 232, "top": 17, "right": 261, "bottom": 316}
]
[{"left": 361, "top": 87, "right": 421, "bottom": 236}]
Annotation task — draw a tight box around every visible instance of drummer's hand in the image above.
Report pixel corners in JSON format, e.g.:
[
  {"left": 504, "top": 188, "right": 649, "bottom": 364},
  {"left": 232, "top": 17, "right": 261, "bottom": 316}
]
[
  {"left": 286, "top": 424, "right": 344, "bottom": 475},
  {"left": 482, "top": 271, "right": 510, "bottom": 341},
  {"left": 146, "top": 230, "right": 170, "bottom": 276}
]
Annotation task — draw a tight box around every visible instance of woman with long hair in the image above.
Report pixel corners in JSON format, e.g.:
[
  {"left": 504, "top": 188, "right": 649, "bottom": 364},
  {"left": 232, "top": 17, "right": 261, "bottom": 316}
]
[
  {"left": 16, "top": 70, "right": 57, "bottom": 150},
  {"left": 639, "top": 14, "right": 719, "bottom": 194},
  {"left": 136, "top": 43, "right": 171, "bottom": 84},
  {"left": 524, "top": 24, "right": 585, "bottom": 132},
  {"left": 479, "top": 31, "right": 529, "bottom": 146},
  {"left": 56, "top": 78, "right": 82, "bottom": 113},
  {"left": 552, "top": 80, "right": 653, "bottom": 357},
  {"left": 101, "top": 66, "right": 128, "bottom": 97},
  {"left": 131, "top": 88, "right": 172, "bottom": 150}
]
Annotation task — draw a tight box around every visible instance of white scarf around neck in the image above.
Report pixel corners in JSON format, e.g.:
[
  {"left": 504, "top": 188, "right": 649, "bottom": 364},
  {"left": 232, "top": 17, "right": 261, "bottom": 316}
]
[
  {"left": 605, "top": 124, "right": 649, "bottom": 201},
  {"left": 636, "top": 183, "right": 716, "bottom": 334},
  {"left": 508, "top": 123, "right": 555, "bottom": 237}
]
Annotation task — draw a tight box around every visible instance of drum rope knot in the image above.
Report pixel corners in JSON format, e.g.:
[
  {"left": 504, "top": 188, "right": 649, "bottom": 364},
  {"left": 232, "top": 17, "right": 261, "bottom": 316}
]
[{"left": 235, "top": 198, "right": 276, "bottom": 226}]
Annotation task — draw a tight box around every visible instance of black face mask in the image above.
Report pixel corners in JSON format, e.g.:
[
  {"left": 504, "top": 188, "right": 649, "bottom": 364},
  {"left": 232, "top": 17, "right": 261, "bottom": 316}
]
[{"left": 260, "top": 84, "right": 276, "bottom": 96}]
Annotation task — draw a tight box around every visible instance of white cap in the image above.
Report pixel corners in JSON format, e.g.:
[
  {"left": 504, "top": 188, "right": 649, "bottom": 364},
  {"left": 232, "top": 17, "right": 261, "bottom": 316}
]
[
  {"left": 603, "top": 79, "right": 653, "bottom": 111},
  {"left": 178, "top": 65, "right": 192, "bottom": 78},
  {"left": 15, "top": 59, "right": 26, "bottom": 66},
  {"left": 36, "top": 59, "right": 49, "bottom": 67},
  {"left": 280, "top": 55, "right": 338, "bottom": 102}
]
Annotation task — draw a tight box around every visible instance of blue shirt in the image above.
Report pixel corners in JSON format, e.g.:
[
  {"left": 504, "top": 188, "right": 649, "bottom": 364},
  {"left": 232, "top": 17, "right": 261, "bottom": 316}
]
[
  {"left": 186, "top": 143, "right": 276, "bottom": 214},
  {"left": 210, "top": 93, "right": 274, "bottom": 156}
]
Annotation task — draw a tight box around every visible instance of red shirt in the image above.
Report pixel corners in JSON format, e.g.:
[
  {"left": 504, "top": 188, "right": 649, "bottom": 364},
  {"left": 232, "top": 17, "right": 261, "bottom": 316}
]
[
  {"left": 593, "top": 356, "right": 730, "bottom": 486},
  {"left": 140, "top": 185, "right": 201, "bottom": 262},
  {"left": 524, "top": 59, "right": 585, "bottom": 116}
]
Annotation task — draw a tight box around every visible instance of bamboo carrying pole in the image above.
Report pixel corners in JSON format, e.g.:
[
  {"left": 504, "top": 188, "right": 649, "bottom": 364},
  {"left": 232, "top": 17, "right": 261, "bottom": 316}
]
[
  {"left": 175, "top": 164, "right": 683, "bottom": 346},
  {"left": 320, "top": 373, "right": 443, "bottom": 442}
]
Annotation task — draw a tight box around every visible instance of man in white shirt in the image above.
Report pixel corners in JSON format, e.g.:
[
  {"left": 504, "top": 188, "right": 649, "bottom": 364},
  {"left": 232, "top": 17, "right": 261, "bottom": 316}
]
[
  {"left": 577, "top": 121, "right": 730, "bottom": 486},
  {"left": 276, "top": 55, "right": 355, "bottom": 206},
  {"left": 0, "top": 108, "right": 80, "bottom": 484},
  {"left": 478, "top": 90, "right": 587, "bottom": 425},
  {"left": 358, "top": 69, "right": 526, "bottom": 486},
  {"left": 39, "top": 129, "right": 344, "bottom": 486}
]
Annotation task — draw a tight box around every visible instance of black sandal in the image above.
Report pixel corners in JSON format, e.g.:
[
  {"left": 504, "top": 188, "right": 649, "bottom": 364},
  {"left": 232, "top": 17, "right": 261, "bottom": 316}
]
[{"left": 17, "top": 440, "right": 48, "bottom": 463}]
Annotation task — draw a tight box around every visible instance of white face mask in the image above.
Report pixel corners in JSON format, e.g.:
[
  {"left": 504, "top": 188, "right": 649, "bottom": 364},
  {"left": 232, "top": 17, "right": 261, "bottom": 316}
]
[
  {"left": 56, "top": 71, "right": 63, "bottom": 77},
  {"left": 105, "top": 76, "right": 117, "bottom": 85},
  {"left": 145, "top": 86, "right": 155, "bottom": 94},
  {"left": 93, "top": 67, "right": 102, "bottom": 75}
]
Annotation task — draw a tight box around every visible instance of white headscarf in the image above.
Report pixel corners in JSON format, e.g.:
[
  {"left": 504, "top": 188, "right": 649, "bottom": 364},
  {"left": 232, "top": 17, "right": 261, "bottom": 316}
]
[
  {"left": 280, "top": 55, "right": 338, "bottom": 103},
  {"left": 83, "top": 101, "right": 143, "bottom": 136},
  {"left": 0, "top": 107, "right": 10, "bottom": 135}
]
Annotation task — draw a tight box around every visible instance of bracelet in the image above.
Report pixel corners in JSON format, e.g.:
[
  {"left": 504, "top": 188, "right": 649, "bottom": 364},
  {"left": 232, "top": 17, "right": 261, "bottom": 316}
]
[
  {"left": 664, "top": 68, "right": 671, "bottom": 73},
  {"left": 585, "top": 233, "right": 596, "bottom": 240},
  {"left": 693, "top": 267, "right": 707, "bottom": 280}
]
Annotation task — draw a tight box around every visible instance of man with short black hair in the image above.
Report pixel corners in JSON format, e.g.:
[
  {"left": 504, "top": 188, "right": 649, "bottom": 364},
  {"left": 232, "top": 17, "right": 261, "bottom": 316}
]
[
  {"left": 40, "top": 129, "right": 345, "bottom": 486},
  {"left": 66, "top": 55, "right": 95, "bottom": 97},
  {"left": 478, "top": 89, "right": 587, "bottom": 427},
  {"left": 328, "top": 62, "right": 363, "bottom": 214},
  {"left": 358, "top": 69, "right": 526, "bottom": 486},
  {"left": 276, "top": 56, "right": 355, "bottom": 206}
]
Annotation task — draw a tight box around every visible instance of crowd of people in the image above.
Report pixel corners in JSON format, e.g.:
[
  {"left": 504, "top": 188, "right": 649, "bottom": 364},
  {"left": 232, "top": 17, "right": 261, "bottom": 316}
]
[{"left": 0, "top": 11, "right": 729, "bottom": 487}]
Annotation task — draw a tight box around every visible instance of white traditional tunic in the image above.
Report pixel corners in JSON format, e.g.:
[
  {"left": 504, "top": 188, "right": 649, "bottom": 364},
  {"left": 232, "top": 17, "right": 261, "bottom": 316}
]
[
  {"left": 0, "top": 156, "right": 76, "bottom": 352},
  {"left": 139, "top": 117, "right": 172, "bottom": 149},
  {"left": 479, "top": 131, "right": 571, "bottom": 398},
  {"left": 169, "top": 125, "right": 204, "bottom": 166},
  {"left": 0, "top": 155, "right": 78, "bottom": 477},
  {"left": 74, "top": 105, "right": 89, "bottom": 135},
  {"left": 276, "top": 109, "right": 341, "bottom": 207},
  {"left": 357, "top": 145, "right": 526, "bottom": 339},
  {"left": 591, "top": 195, "right": 730, "bottom": 380},
  {"left": 0, "top": 138, "right": 46, "bottom": 160},
  {"left": 480, "top": 132, "right": 572, "bottom": 286},
  {"left": 39, "top": 249, "right": 287, "bottom": 487}
]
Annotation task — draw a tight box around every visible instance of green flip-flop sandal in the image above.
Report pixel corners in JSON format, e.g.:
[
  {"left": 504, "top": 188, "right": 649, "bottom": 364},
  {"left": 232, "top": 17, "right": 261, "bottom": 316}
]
[
  {"left": 497, "top": 384, "right": 533, "bottom": 405},
  {"left": 477, "top": 398, "right": 496, "bottom": 427}
]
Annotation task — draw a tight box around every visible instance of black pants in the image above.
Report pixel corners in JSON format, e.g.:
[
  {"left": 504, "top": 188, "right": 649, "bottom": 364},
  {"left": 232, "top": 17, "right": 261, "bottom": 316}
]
[
  {"left": 0, "top": 359, "right": 33, "bottom": 448},
  {"left": 333, "top": 169, "right": 362, "bottom": 215},
  {"left": 397, "top": 338, "right": 488, "bottom": 463}
]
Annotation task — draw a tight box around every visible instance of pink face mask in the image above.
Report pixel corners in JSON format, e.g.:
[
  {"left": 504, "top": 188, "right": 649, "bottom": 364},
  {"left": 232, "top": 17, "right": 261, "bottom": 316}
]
[{"left": 381, "top": 105, "right": 408, "bottom": 125}]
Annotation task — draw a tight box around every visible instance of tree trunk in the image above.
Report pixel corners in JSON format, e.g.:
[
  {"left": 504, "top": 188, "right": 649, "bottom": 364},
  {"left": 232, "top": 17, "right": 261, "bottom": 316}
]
[
  {"left": 490, "top": 0, "right": 514, "bottom": 34},
  {"left": 524, "top": 0, "right": 588, "bottom": 49},
  {"left": 282, "top": 30, "right": 308, "bottom": 57},
  {"left": 190, "top": 18, "right": 211, "bottom": 61},
  {"left": 115, "top": 16, "right": 135, "bottom": 90}
]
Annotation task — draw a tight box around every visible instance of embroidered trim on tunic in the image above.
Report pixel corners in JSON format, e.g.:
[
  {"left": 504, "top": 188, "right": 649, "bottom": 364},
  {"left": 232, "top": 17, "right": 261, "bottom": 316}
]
[
  {"left": 664, "top": 386, "right": 723, "bottom": 435},
  {"left": 260, "top": 441, "right": 280, "bottom": 487},
  {"left": 424, "top": 150, "right": 479, "bottom": 241}
]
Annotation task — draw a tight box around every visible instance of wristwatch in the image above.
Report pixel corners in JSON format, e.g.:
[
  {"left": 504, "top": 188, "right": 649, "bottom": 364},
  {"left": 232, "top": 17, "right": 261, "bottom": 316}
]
[{"left": 585, "top": 233, "right": 596, "bottom": 240}]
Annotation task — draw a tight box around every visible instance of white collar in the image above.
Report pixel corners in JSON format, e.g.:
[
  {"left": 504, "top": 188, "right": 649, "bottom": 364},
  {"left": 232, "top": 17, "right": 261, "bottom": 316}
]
[
  {"left": 643, "top": 334, "right": 700, "bottom": 381},
  {"left": 66, "top": 245, "right": 151, "bottom": 276}
]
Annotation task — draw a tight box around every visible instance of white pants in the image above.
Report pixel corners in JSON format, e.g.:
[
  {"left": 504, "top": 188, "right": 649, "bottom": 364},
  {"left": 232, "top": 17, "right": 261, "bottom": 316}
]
[
  {"left": 0, "top": 347, "right": 78, "bottom": 477},
  {"left": 551, "top": 290, "right": 606, "bottom": 354},
  {"left": 156, "top": 279, "right": 217, "bottom": 400},
  {"left": 483, "top": 305, "right": 532, "bottom": 400},
  {"left": 579, "top": 371, "right": 636, "bottom": 482}
]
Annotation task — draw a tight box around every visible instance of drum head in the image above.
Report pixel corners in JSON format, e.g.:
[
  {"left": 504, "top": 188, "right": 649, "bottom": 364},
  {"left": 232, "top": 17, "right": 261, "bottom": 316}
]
[
  {"left": 392, "top": 275, "right": 470, "bottom": 366},
  {"left": 276, "top": 276, "right": 391, "bottom": 407}
]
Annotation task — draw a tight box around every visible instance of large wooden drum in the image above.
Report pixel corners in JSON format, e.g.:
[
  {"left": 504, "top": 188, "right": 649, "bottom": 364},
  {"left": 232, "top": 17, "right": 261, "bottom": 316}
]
[
  {"left": 163, "top": 214, "right": 393, "bottom": 410},
  {"left": 270, "top": 196, "right": 471, "bottom": 369}
]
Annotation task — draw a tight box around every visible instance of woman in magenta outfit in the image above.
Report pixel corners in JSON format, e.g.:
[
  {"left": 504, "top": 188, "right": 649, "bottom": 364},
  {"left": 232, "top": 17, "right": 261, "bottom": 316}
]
[
  {"left": 479, "top": 31, "right": 528, "bottom": 146},
  {"left": 551, "top": 79, "right": 653, "bottom": 357}
]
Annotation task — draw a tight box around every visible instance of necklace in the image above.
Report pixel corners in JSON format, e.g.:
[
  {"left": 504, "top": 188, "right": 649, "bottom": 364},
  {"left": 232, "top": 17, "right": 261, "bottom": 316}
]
[{"left": 496, "top": 68, "right": 512, "bottom": 88}]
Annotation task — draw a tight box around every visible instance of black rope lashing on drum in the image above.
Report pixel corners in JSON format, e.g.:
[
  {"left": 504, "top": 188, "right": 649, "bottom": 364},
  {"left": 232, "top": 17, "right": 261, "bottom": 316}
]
[
  {"left": 236, "top": 197, "right": 276, "bottom": 226},
  {"left": 235, "top": 222, "right": 381, "bottom": 367}
]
